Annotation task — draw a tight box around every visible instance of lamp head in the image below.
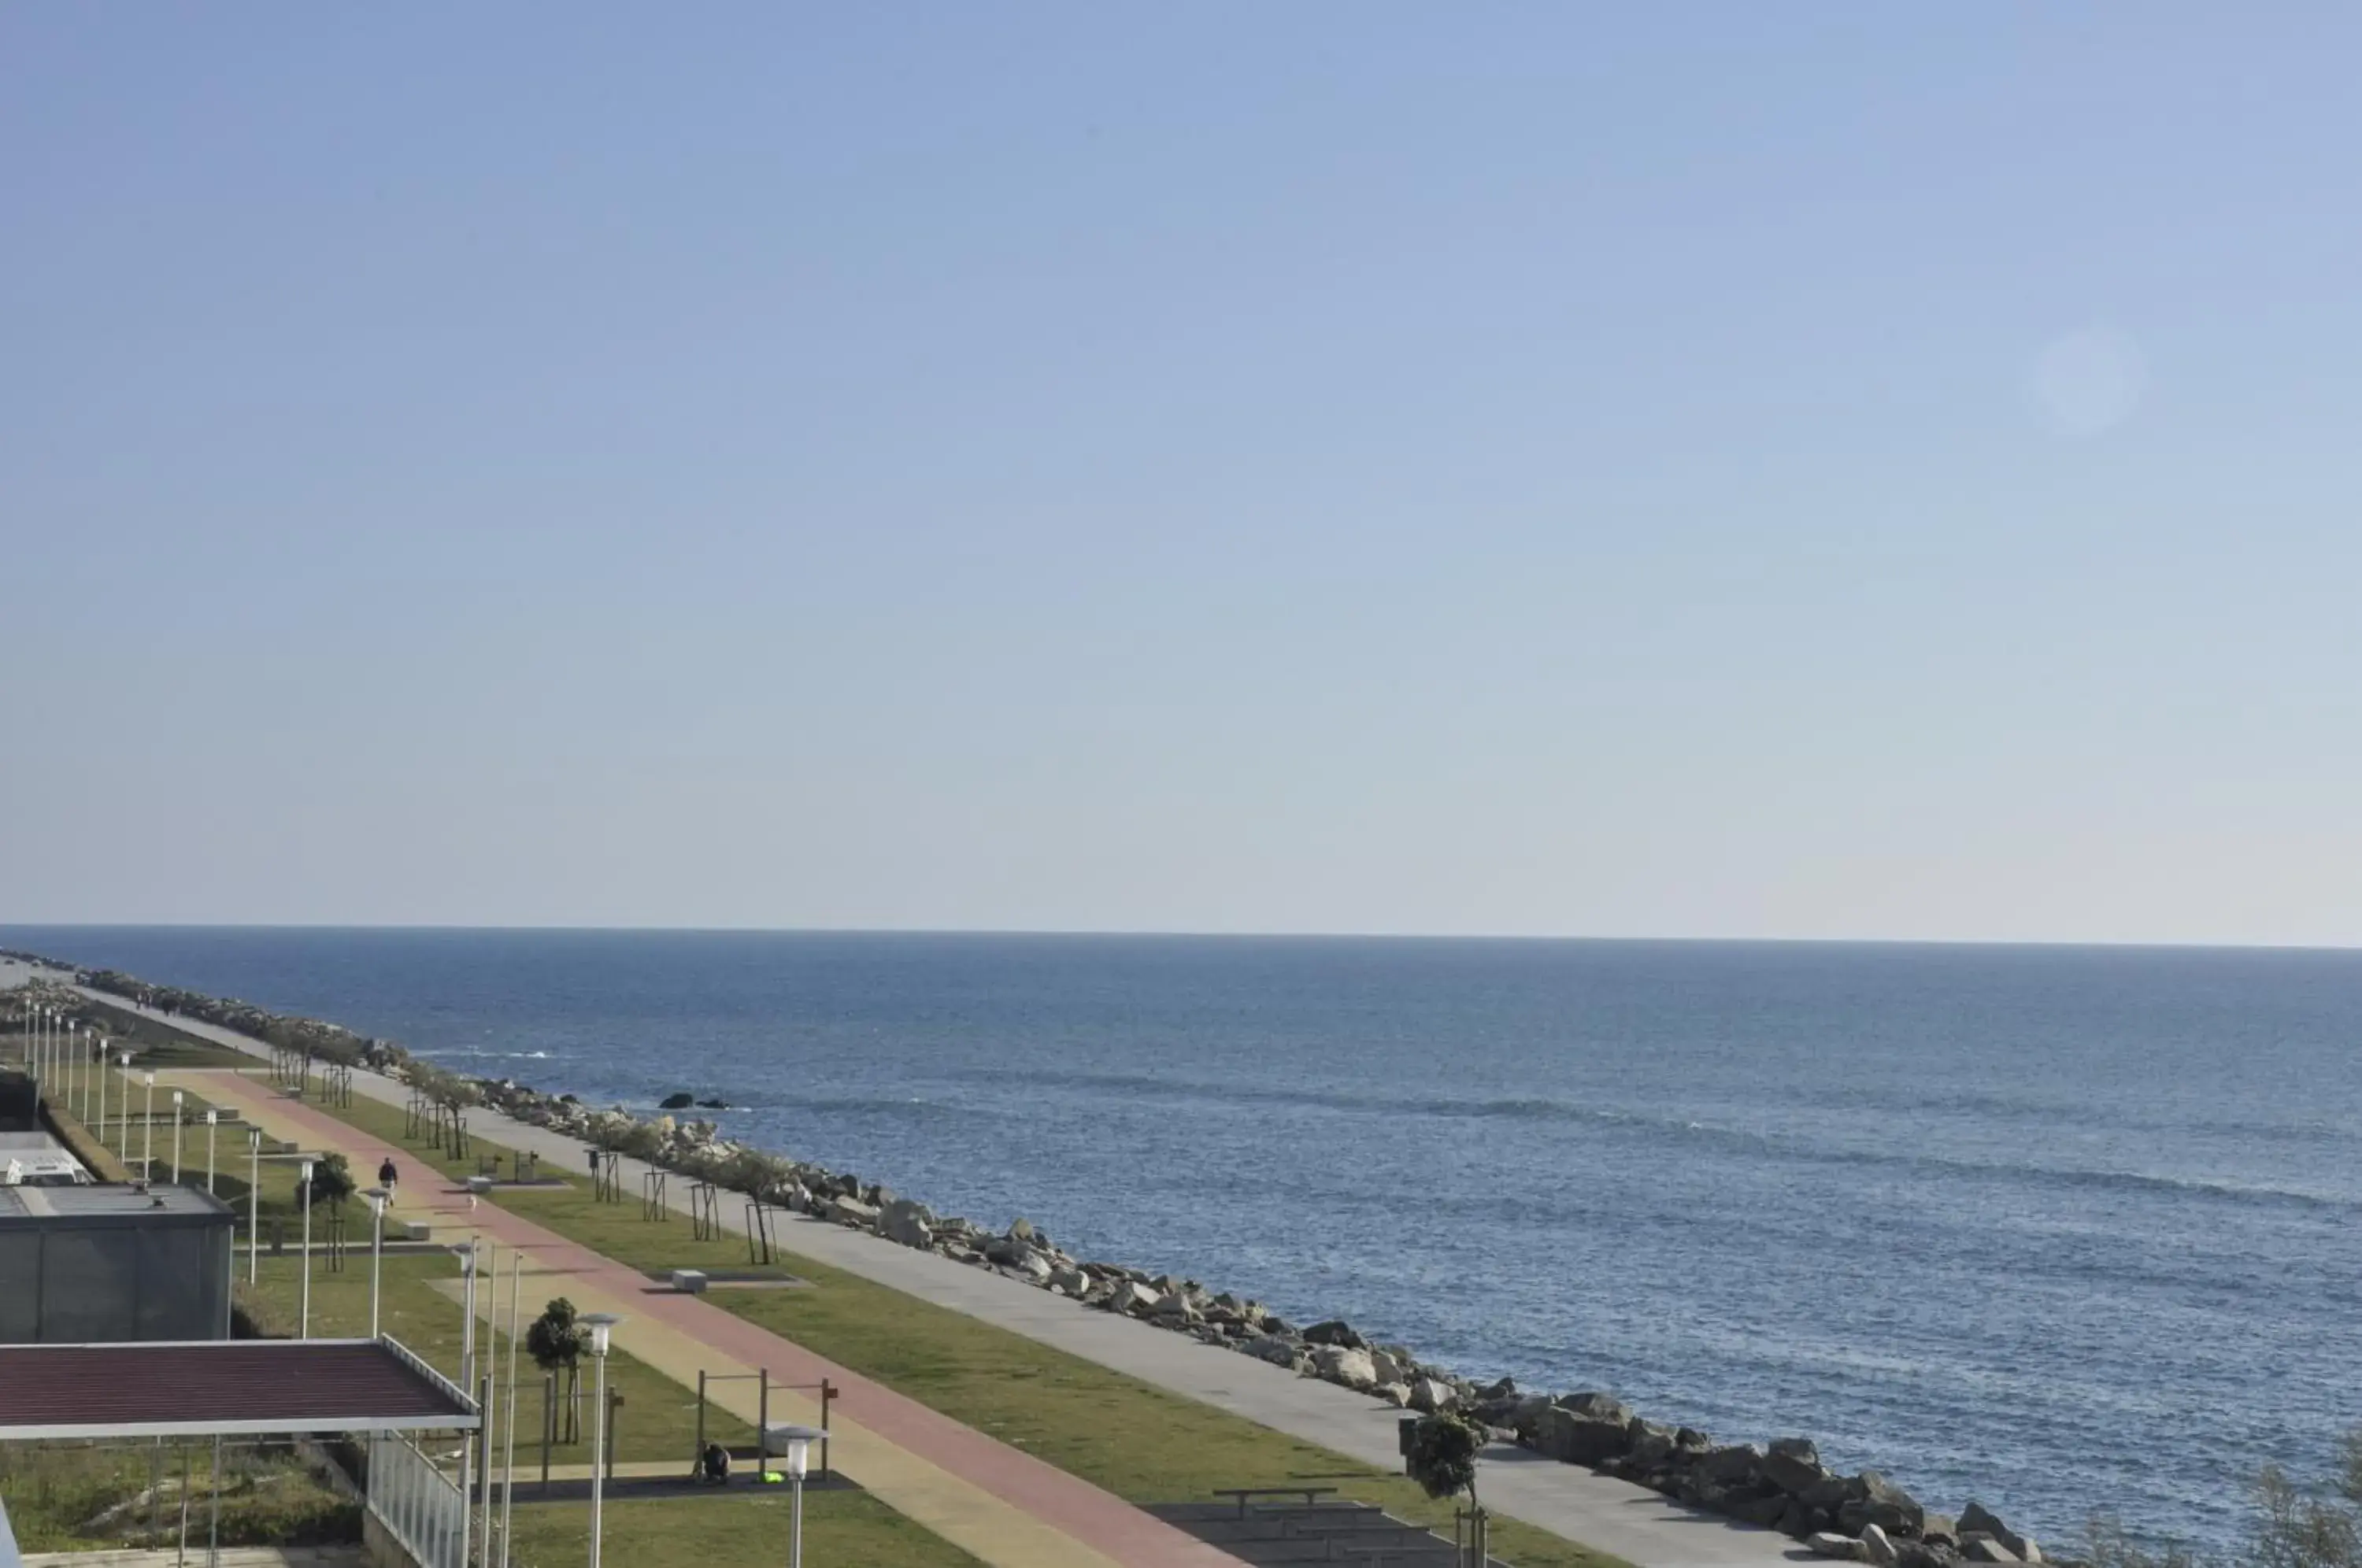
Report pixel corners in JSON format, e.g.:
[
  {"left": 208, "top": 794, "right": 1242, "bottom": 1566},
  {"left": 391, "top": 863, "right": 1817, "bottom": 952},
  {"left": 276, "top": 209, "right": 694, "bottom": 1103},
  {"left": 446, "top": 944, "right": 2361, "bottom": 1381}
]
[
  {"left": 118, "top": 1052, "right": 131, "bottom": 1067},
  {"left": 172, "top": 1089, "right": 183, "bottom": 1107},
  {"left": 364, "top": 1185, "right": 388, "bottom": 1214},
  {"left": 768, "top": 1423, "right": 823, "bottom": 1480},
  {"left": 205, "top": 1110, "right": 218, "bottom": 1126},
  {"left": 143, "top": 1071, "right": 154, "bottom": 1087},
  {"left": 581, "top": 1311, "right": 621, "bottom": 1356},
  {"left": 300, "top": 1159, "right": 316, "bottom": 1182}
]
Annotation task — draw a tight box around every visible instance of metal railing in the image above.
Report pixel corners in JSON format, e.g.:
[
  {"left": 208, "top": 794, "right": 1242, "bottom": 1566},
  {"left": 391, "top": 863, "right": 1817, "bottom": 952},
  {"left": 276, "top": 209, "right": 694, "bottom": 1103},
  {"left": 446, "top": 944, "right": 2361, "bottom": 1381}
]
[{"left": 369, "top": 1428, "right": 470, "bottom": 1568}]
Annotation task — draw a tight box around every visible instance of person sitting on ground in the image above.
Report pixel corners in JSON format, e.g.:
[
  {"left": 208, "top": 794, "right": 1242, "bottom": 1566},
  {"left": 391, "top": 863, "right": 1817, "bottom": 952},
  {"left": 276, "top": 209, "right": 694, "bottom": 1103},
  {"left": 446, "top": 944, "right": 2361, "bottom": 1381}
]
[
  {"left": 699, "top": 1441, "right": 730, "bottom": 1485},
  {"left": 377, "top": 1156, "right": 398, "bottom": 1206}
]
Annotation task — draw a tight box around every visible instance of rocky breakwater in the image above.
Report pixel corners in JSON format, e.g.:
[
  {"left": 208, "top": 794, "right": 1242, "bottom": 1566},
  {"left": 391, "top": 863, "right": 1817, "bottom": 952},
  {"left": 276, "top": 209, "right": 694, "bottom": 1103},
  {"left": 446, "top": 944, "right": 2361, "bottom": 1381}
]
[{"left": 456, "top": 1076, "right": 2055, "bottom": 1568}]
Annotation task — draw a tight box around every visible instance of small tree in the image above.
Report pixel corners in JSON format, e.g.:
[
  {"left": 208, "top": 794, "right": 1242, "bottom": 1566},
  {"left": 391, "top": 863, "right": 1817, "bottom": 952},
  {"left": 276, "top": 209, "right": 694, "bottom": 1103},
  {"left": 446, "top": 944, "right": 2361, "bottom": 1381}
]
[
  {"left": 300, "top": 1152, "right": 356, "bottom": 1211},
  {"left": 526, "top": 1297, "right": 590, "bottom": 1444},
  {"left": 1407, "top": 1411, "right": 1486, "bottom": 1566}
]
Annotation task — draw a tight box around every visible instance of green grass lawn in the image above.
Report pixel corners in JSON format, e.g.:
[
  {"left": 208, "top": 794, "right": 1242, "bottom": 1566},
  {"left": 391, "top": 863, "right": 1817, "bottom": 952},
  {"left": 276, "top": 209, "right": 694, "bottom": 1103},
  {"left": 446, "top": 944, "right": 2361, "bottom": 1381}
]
[
  {"left": 505, "top": 1490, "right": 986, "bottom": 1568},
  {"left": 305, "top": 1090, "right": 1624, "bottom": 1568},
  {"left": 242, "top": 1251, "right": 754, "bottom": 1468}
]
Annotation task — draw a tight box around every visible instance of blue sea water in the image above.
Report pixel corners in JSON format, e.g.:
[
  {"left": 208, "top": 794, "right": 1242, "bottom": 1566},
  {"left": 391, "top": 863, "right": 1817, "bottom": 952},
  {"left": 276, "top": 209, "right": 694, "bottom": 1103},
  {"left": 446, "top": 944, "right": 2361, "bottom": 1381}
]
[{"left": 8, "top": 926, "right": 2359, "bottom": 1552}]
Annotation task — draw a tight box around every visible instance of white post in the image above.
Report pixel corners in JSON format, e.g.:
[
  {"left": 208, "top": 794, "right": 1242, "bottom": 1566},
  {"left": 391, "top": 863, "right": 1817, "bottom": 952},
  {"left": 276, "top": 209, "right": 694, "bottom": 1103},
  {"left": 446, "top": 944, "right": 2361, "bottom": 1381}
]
[
  {"left": 299, "top": 1160, "right": 315, "bottom": 1337},
  {"left": 205, "top": 1111, "right": 218, "bottom": 1195},
  {"left": 583, "top": 1315, "right": 620, "bottom": 1568},
  {"left": 458, "top": 1241, "right": 478, "bottom": 1392},
  {"left": 171, "top": 1090, "right": 184, "bottom": 1184},
  {"left": 142, "top": 1072, "right": 155, "bottom": 1181},
  {"left": 501, "top": 1244, "right": 520, "bottom": 1568},
  {"left": 246, "top": 1130, "right": 262, "bottom": 1285},
  {"left": 365, "top": 1187, "right": 388, "bottom": 1339},
  {"left": 97, "top": 1048, "right": 109, "bottom": 1153},
  {"left": 117, "top": 1052, "right": 131, "bottom": 1160}
]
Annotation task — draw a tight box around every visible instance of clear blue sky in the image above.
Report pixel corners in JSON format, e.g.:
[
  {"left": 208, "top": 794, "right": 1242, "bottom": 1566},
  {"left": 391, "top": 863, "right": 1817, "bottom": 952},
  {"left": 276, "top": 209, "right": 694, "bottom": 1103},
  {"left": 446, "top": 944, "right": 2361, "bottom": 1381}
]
[{"left": 5, "top": 6, "right": 2357, "bottom": 941}]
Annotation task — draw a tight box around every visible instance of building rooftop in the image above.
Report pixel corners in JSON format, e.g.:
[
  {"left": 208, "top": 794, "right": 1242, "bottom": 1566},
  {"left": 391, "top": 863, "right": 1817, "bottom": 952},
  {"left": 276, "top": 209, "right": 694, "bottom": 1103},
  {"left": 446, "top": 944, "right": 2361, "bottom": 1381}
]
[
  {"left": 0, "top": 1339, "right": 478, "bottom": 1437},
  {"left": 0, "top": 1182, "right": 233, "bottom": 1222}
]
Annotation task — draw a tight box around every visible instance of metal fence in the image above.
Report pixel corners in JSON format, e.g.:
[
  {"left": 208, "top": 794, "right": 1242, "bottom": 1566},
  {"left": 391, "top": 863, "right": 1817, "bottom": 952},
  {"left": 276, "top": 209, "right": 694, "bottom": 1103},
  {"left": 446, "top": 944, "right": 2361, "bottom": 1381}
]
[{"left": 368, "top": 1428, "right": 469, "bottom": 1568}]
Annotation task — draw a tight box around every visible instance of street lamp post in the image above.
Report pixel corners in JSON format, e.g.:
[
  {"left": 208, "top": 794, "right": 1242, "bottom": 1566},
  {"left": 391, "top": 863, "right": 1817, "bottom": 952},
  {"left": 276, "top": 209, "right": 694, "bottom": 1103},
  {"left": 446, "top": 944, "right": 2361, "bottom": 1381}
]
[
  {"left": 582, "top": 1314, "right": 622, "bottom": 1568},
  {"left": 204, "top": 1110, "right": 218, "bottom": 1194},
  {"left": 96, "top": 1044, "right": 109, "bottom": 1152},
  {"left": 246, "top": 1129, "right": 262, "bottom": 1284},
  {"left": 455, "top": 1242, "right": 479, "bottom": 1392},
  {"left": 299, "top": 1160, "right": 315, "bottom": 1337},
  {"left": 768, "top": 1425, "right": 824, "bottom": 1568},
  {"left": 364, "top": 1186, "right": 390, "bottom": 1339},
  {"left": 116, "top": 1052, "right": 131, "bottom": 1159},
  {"left": 141, "top": 1072, "right": 156, "bottom": 1181},
  {"left": 170, "top": 1090, "right": 184, "bottom": 1184}
]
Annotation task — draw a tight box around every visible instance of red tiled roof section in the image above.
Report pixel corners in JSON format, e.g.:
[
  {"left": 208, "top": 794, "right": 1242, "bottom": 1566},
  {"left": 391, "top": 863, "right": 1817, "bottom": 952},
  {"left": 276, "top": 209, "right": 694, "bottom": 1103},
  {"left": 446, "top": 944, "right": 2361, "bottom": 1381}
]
[{"left": 0, "top": 1341, "right": 472, "bottom": 1433}]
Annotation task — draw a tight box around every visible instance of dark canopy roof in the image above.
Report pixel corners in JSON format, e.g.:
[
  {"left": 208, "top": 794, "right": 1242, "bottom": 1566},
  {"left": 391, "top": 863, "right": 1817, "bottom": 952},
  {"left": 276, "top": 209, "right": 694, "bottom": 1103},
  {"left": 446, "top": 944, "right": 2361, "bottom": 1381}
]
[{"left": 0, "top": 1339, "right": 477, "bottom": 1438}]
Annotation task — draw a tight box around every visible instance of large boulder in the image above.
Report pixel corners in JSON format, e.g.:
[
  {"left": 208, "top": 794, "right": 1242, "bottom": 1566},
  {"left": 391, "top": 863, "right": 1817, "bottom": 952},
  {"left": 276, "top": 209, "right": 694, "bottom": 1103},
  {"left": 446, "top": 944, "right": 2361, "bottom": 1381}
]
[
  {"left": 1698, "top": 1444, "right": 1765, "bottom": 1485},
  {"left": 1557, "top": 1391, "right": 1632, "bottom": 1424},
  {"left": 1960, "top": 1503, "right": 2039, "bottom": 1563},
  {"left": 1301, "top": 1320, "right": 1367, "bottom": 1350},
  {"left": 1238, "top": 1334, "right": 1299, "bottom": 1367},
  {"left": 1626, "top": 1419, "right": 1678, "bottom": 1467},
  {"left": 1106, "top": 1281, "right": 1159, "bottom": 1315},
  {"left": 1406, "top": 1377, "right": 1457, "bottom": 1414},
  {"left": 1541, "top": 1408, "right": 1632, "bottom": 1466},
  {"left": 1808, "top": 1533, "right": 1868, "bottom": 1562},
  {"left": 821, "top": 1193, "right": 880, "bottom": 1229},
  {"left": 1764, "top": 1437, "right": 1829, "bottom": 1496},
  {"left": 1371, "top": 1348, "right": 1411, "bottom": 1385},
  {"left": 1310, "top": 1345, "right": 1378, "bottom": 1391},
  {"left": 1839, "top": 1474, "right": 1925, "bottom": 1540},
  {"left": 1965, "top": 1543, "right": 2020, "bottom": 1563},
  {"left": 879, "top": 1198, "right": 935, "bottom": 1249},
  {"left": 1860, "top": 1525, "right": 1899, "bottom": 1568}
]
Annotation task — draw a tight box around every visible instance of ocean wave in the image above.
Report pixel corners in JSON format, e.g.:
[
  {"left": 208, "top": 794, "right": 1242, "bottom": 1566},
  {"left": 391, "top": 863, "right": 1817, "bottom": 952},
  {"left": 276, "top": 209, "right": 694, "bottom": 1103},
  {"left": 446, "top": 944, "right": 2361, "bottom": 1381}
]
[{"left": 942, "top": 1065, "right": 2361, "bottom": 1215}]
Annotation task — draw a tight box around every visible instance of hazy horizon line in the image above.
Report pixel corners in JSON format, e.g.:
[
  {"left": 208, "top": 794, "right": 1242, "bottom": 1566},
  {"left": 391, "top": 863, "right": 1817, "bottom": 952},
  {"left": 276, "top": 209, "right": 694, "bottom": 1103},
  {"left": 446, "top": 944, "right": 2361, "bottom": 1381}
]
[{"left": 4, "top": 922, "right": 2360, "bottom": 956}]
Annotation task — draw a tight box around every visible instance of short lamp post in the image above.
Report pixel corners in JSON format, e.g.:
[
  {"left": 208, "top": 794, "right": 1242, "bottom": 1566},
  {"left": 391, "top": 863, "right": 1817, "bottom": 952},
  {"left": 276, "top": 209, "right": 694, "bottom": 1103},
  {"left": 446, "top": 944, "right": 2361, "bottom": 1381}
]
[
  {"left": 246, "top": 1129, "right": 263, "bottom": 1284},
  {"left": 454, "top": 1243, "right": 479, "bottom": 1392},
  {"left": 96, "top": 1045, "right": 109, "bottom": 1152},
  {"left": 205, "top": 1109, "right": 218, "bottom": 1194},
  {"left": 582, "top": 1314, "right": 622, "bottom": 1568},
  {"left": 116, "top": 1052, "right": 132, "bottom": 1162},
  {"left": 363, "top": 1186, "right": 391, "bottom": 1338},
  {"left": 769, "top": 1424, "right": 825, "bottom": 1567},
  {"left": 170, "top": 1090, "right": 185, "bottom": 1184},
  {"left": 299, "top": 1159, "right": 316, "bottom": 1337},
  {"left": 141, "top": 1072, "right": 156, "bottom": 1182}
]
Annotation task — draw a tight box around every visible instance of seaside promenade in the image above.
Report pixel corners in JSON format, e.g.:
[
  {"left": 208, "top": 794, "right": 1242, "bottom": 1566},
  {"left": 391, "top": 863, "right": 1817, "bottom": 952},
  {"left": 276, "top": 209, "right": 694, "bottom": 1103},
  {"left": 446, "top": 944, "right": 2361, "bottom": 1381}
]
[{"left": 47, "top": 964, "right": 1806, "bottom": 1568}]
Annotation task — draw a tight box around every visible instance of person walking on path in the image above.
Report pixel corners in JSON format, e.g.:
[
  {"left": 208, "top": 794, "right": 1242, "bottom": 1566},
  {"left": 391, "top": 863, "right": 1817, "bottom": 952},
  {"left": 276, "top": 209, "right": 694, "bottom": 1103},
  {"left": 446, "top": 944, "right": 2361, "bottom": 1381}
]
[{"left": 377, "top": 1155, "right": 399, "bottom": 1206}]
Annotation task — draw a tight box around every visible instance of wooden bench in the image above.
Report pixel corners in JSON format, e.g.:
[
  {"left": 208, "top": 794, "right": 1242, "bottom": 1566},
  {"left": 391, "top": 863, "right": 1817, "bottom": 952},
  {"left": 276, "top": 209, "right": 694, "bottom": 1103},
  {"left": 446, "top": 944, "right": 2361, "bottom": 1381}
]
[{"left": 1212, "top": 1485, "right": 1339, "bottom": 1518}]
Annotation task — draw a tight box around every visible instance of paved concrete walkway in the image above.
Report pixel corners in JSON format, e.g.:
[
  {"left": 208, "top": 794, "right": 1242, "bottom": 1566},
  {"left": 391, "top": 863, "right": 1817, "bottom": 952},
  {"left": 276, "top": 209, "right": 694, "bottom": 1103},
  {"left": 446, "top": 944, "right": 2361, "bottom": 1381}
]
[
  {"left": 21, "top": 1551, "right": 363, "bottom": 1568},
  {"left": 60, "top": 974, "right": 1806, "bottom": 1568},
  {"left": 183, "top": 1068, "right": 1238, "bottom": 1568}
]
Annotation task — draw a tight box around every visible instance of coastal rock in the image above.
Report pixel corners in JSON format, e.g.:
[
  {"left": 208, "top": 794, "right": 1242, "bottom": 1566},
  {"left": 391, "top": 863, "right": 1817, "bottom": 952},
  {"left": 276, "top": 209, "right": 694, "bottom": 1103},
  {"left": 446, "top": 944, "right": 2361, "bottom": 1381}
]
[
  {"left": 1861, "top": 1525, "right": 1899, "bottom": 1567},
  {"left": 1375, "top": 1382, "right": 1411, "bottom": 1408},
  {"left": 1626, "top": 1420, "right": 1677, "bottom": 1467},
  {"left": 1239, "top": 1335, "right": 1299, "bottom": 1367},
  {"left": 1808, "top": 1533, "right": 1868, "bottom": 1562},
  {"left": 659, "top": 1092, "right": 695, "bottom": 1109},
  {"left": 1964, "top": 1541, "right": 2020, "bottom": 1563},
  {"left": 822, "top": 1194, "right": 881, "bottom": 1229},
  {"left": 1765, "top": 1437, "right": 1830, "bottom": 1496},
  {"left": 1049, "top": 1266, "right": 1090, "bottom": 1296},
  {"left": 1108, "top": 1281, "right": 1159, "bottom": 1316},
  {"left": 1542, "top": 1409, "right": 1631, "bottom": 1466},
  {"left": 1959, "top": 1504, "right": 2038, "bottom": 1562},
  {"left": 1310, "top": 1345, "right": 1378, "bottom": 1392},
  {"left": 1371, "top": 1348, "right": 1410, "bottom": 1385},
  {"left": 880, "top": 1198, "right": 935, "bottom": 1249},
  {"left": 1699, "top": 1444, "right": 1764, "bottom": 1485},
  {"left": 1557, "top": 1391, "right": 1632, "bottom": 1425},
  {"left": 1301, "top": 1320, "right": 1367, "bottom": 1350},
  {"left": 1840, "top": 1474, "right": 1925, "bottom": 1540},
  {"left": 1406, "top": 1377, "right": 1457, "bottom": 1414}
]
